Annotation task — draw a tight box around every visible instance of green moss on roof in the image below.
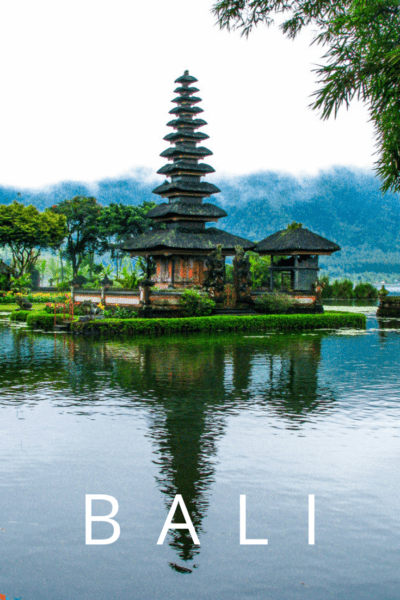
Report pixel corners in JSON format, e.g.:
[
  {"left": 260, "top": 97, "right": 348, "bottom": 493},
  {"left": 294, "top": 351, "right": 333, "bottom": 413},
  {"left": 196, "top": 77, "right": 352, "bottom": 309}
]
[
  {"left": 121, "top": 227, "right": 255, "bottom": 252},
  {"left": 172, "top": 95, "right": 202, "bottom": 105},
  {"left": 146, "top": 202, "right": 226, "bottom": 219},
  {"left": 174, "top": 73, "right": 198, "bottom": 84},
  {"left": 157, "top": 161, "right": 215, "bottom": 176},
  {"left": 255, "top": 227, "right": 341, "bottom": 254},
  {"left": 174, "top": 86, "right": 199, "bottom": 95},
  {"left": 160, "top": 145, "right": 212, "bottom": 159},
  {"left": 167, "top": 118, "right": 207, "bottom": 128},
  {"left": 169, "top": 105, "right": 203, "bottom": 115},
  {"left": 164, "top": 131, "right": 209, "bottom": 142},
  {"left": 152, "top": 180, "right": 220, "bottom": 196}
]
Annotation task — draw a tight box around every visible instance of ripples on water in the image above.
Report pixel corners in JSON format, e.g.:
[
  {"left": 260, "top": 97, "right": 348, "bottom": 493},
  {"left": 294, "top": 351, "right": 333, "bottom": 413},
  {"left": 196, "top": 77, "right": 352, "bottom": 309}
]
[{"left": 1, "top": 314, "right": 400, "bottom": 599}]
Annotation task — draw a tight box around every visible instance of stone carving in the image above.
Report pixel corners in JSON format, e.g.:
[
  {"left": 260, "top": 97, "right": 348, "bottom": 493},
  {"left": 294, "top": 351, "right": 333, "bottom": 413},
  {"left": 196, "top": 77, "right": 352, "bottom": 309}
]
[
  {"left": 145, "top": 256, "right": 156, "bottom": 285},
  {"left": 100, "top": 275, "right": 113, "bottom": 289},
  {"left": 233, "top": 245, "right": 252, "bottom": 303},
  {"left": 16, "top": 296, "right": 33, "bottom": 311},
  {"left": 69, "top": 275, "right": 88, "bottom": 288},
  {"left": 312, "top": 279, "right": 324, "bottom": 305},
  {"left": 79, "top": 300, "right": 103, "bottom": 316},
  {"left": 203, "top": 245, "right": 225, "bottom": 302}
]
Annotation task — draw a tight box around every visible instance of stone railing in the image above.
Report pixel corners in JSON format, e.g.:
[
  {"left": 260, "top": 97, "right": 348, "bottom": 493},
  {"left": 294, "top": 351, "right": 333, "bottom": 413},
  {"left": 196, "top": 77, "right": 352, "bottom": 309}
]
[{"left": 377, "top": 296, "right": 400, "bottom": 317}]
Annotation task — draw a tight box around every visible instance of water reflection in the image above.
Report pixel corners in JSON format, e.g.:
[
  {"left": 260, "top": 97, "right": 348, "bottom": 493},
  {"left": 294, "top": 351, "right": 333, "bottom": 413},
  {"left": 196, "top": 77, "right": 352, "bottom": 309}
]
[{"left": 0, "top": 326, "right": 336, "bottom": 564}]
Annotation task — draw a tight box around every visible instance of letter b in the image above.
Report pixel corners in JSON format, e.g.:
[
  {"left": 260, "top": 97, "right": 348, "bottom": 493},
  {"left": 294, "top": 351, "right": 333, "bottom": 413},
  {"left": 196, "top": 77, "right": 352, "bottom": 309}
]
[{"left": 85, "top": 495, "right": 120, "bottom": 545}]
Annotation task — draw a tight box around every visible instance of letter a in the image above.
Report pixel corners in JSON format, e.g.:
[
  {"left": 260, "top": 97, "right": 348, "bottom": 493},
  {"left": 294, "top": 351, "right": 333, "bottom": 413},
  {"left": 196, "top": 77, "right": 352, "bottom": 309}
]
[
  {"left": 85, "top": 494, "right": 120, "bottom": 545},
  {"left": 157, "top": 494, "right": 200, "bottom": 545},
  {"left": 240, "top": 495, "right": 268, "bottom": 545}
]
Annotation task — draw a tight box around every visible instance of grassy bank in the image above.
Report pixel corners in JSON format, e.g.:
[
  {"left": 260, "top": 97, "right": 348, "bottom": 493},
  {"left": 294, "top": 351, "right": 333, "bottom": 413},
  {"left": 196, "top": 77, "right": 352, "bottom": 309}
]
[
  {"left": 1, "top": 303, "right": 47, "bottom": 312},
  {"left": 70, "top": 312, "right": 366, "bottom": 336}
]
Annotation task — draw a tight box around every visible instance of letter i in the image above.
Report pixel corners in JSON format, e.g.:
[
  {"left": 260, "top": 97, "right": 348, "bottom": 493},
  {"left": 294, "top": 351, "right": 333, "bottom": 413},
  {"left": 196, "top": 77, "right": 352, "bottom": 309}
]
[{"left": 308, "top": 494, "right": 315, "bottom": 545}]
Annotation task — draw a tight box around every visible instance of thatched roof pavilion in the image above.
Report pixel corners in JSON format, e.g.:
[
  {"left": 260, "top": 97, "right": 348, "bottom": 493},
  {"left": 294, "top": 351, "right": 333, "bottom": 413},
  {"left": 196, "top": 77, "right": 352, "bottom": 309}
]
[{"left": 255, "top": 225, "right": 340, "bottom": 292}]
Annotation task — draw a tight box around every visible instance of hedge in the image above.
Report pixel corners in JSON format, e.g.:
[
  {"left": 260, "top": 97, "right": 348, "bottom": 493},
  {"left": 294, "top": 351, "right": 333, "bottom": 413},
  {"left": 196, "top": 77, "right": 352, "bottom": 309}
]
[
  {"left": 10, "top": 310, "right": 31, "bottom": 322},
  {"left": 70, "top": 312, "right": 366, "bottom": 336},
  {"left": 0, "top": 293, "right": 70, "bottom": 304},
  {"left": 26, "top": 311, "right": 65, "bottom": 330}
]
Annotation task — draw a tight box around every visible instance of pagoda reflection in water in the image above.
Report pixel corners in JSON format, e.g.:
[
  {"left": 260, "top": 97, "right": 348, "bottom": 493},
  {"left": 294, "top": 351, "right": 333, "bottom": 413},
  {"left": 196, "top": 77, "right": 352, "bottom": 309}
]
[{"left": 2, "top": 329, "right": 335, "bottom": 563}]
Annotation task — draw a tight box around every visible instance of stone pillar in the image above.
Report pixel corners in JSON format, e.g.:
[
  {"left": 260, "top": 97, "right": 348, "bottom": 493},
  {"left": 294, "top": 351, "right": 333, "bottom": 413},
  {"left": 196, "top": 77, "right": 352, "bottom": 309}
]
[
  {"left": 294, "top": 256, "right": 299, "bottom": 290},
  {"left": 269, "top": 257, "right": 274, "bottom": 291},
  {"left": 169, "top": 258, "right": 175, "bottom": 289},
  {"left": 139, "top": 284, "right": 151, "bottom": 306}
]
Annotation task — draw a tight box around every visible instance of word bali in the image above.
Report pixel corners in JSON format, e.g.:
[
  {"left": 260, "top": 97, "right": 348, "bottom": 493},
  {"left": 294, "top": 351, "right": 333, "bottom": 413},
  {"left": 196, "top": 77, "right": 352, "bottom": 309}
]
[{"left": 85, "top": 494, "right": 316, "bottom": 545}]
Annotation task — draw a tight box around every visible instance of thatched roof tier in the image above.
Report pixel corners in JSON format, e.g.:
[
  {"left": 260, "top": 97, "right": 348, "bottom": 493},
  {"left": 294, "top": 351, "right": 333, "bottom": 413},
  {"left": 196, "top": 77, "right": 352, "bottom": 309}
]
[
  {"left": 121, "top": 227, "right": 255, "bottom": 254},
  {"left": 174, "top": 86, "right": 199, "bottom": 95},
  {"left": 167, "top": 118, "right": 207, "bottom": 129},
  {"left": 146, "top": 201, "right": 226, "bottom": 220},
  {"left": 152, "top": 180, "right": 220, "bottom": 196},
  {"left": 174, "top": 72, "right": 198, "bottom": 84},
  {"left": 160, "top": 145, "right": 212, "bottom": 159},
  {"left": 255, "top": 227, "right": 341, "bottom": 255},
  {"left": 164, "top": 131, "right": 209, "bottom": 142},
  {"left": 172, "top": 95, "right": 202, "bottom": 105},
  {"left": 157, "top": 161, "right": 215, "bottom": 176},
  {"left": 169, "top": 105, "right": 203, "bottom": 115}
]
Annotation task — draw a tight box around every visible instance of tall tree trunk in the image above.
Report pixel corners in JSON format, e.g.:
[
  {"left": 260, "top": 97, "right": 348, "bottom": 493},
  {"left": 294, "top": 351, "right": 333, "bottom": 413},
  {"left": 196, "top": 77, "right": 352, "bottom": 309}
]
[{"left": 60, "top": 251, "right": 64, "bottom": 282}]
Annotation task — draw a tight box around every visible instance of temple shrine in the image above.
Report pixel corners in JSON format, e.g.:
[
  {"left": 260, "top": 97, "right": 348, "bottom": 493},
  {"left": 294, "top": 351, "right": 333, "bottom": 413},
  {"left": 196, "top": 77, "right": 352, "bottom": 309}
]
[
  {"left": 255, "top": 225, "right": 340, "bottom": 292},
  {"left": 121, "top": 71, "right": 254, "bottom": 288}
]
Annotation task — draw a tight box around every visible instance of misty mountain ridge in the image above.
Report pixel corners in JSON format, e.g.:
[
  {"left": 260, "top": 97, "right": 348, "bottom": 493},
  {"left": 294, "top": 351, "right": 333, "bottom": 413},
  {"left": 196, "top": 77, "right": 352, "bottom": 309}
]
[{"left": 1, "top": 166, "right": 399, "bottom": 276}]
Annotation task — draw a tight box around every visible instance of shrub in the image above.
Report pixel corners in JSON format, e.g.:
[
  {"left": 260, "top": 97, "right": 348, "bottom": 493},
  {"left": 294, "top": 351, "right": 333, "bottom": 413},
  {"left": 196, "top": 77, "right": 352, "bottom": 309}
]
[
  {"left": 71, "top": 312, "right": 366, "bottom": 336},
  {"left": 320, "top": 275, "right": 333, "bottom": 299},
  {"left": 179, "top": 289, "right": 216, "bottom": 317},
  {"left": 26, "top": 311, "right": 64, "bottom": 330},
  {"left": 331, "top": 279, "right": 354, "bottom": 298},
  {"left": 10, "top": 310, "right": 31, "bottom": 322},
  {"left": 0, "top": 292, "right": 70, "bottom": 304},
  {"left": 103, "top": 306, "right": 137, "bottom": 319},
  {"left": 353, "top": 282, "right": 379, "bottom": 300},
  {"left": 254, "top": 292, "right": 295, "bottom": 314}
]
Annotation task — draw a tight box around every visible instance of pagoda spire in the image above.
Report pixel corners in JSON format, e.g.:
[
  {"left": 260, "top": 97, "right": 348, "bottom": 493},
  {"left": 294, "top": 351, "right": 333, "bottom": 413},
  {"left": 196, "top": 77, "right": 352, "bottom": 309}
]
[
  {"left": 121, "top": 71, "right": 254, "bottom": 289},
  {"left": 152, "top": 70, "right": 220, "bottom": 204}
]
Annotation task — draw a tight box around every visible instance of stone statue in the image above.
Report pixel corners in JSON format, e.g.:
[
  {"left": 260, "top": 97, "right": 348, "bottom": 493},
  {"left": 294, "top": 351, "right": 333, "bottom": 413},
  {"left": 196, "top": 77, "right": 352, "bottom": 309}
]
[
  {"left": 80, "top": 300, "right": 102, "bottom": 316},
  {"left": 203, "top": 245, "right": 225, "bottom": 302},
  {"left": 233, "top": 245, "right": 252, "bottom": 303},
  {"left": 15, "top": 296, "right": 32, "bottom": 311},
  {"left": 379, "top": 285, "right": 389, "bottom": 300},
  {"left": 312, "top": 279, "right": 324, "bottom": 305}
]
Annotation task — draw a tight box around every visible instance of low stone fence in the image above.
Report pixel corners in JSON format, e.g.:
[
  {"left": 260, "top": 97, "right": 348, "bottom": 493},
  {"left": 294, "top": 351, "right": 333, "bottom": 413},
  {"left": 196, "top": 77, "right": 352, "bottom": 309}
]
[
  {"left": 72, "top": 289, "right": 183, "bottom": 309},
  {"left": 377, "top": 296, "right": 400, "bottom": 317}
]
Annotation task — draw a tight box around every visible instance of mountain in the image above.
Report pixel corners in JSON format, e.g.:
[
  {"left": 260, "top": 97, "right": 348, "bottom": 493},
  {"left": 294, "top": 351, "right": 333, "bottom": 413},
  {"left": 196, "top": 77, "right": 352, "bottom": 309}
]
[{"left": 1, "top": 166, "right": 399, "bottom": 277}]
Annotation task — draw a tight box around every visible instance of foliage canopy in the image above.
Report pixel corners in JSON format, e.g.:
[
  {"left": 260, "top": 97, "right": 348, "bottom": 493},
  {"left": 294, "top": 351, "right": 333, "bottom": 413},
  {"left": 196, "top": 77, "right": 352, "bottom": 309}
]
[
  {"left": 213, "top": 0, "right": 400, "bottom": 193},
  {"left": 0, "top": 201, "right": 66, "bottom": 276},
  {"left": 50, "top": 196, "right": 103, "bottom": 278}
]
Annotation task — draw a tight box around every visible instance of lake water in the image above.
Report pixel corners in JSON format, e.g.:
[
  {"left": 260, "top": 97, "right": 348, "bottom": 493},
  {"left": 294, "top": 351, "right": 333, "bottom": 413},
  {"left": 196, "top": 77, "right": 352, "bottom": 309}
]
[{"left": 1, "top": 311, "right": 400, "bottom": 599}]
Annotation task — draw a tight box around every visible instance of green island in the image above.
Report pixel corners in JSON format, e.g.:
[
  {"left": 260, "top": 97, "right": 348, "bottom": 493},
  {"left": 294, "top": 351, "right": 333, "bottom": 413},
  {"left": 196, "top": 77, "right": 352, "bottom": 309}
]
[{"left": 8, "top": 307, "right": 366, "bottom": 335}]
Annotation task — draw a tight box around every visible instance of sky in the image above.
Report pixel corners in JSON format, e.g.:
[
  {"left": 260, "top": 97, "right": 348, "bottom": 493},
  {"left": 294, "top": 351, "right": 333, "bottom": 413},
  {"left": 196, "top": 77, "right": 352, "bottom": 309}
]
[{"left": 0, "top": 0, "right": 375, "bottom": 189}]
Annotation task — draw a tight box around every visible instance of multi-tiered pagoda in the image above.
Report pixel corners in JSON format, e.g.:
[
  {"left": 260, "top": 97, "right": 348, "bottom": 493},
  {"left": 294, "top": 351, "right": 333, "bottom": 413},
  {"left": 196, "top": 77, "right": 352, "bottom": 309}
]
[{"left": 121, "top": 70, "right": 254, "bottom": 288}]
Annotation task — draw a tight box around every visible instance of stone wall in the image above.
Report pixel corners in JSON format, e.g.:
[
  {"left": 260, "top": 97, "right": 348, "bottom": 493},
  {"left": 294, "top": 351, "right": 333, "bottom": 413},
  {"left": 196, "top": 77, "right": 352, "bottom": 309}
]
[{"left": 377, "top": 296, "right": 400, "bottom": 317}]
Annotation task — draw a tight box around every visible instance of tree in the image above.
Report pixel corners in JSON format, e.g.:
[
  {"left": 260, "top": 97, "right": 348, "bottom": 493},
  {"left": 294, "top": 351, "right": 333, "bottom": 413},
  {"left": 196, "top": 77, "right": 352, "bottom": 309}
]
[
  {"left": 247, "top": 250, "right": 271, "bottom": 288},
  {"left": 0, "top": 201, "right": 66, "bottom": 277},
  {"left": 50, "top": 196, "right": 103, "bottom": 279},
  {"left": 213, "top": 0, "right": 400, "bottom": 193},
  {"left": 98, "top": 201, "right": 155, "bottom": 276}
]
